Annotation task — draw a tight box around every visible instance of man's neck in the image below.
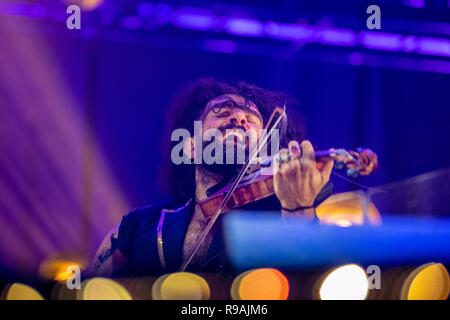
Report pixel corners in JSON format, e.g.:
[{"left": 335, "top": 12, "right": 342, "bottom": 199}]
[
  {"left": 194, "top": 166, "right": 224, "bottom": 202},
  {"left": 183, "top": 166, "right": 224, "bottom": 267}
]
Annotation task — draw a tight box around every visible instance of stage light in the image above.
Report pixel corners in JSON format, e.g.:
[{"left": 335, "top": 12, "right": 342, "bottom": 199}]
[
  {"left": 316, "top": 191, "right": 382, "bottom": 226},
  {"left": 51, "top": 276, "right": 156, "bottom": 300},
  {"left": 172, "top": 10, "right": 215, "bottom": 31},
  {"left": 334, "top": 219, "right": 353, "bottom": 227},
  {"left": 65, "top": 0, "right": 104, "bottom": 11},
  {"left": 318, "top": 264, "right": 369, "bottom": 300},
  {"left": 224, "top": 18, "right": 265, "bottom": 37},
  {"left": 0, "top": 14, "right": 129, "bottom": 276},
  {"left": 152, "top": 272, "right": 210, "bottom": 300},
  {"left": 367, "top": 262, "right": 450, "bottom": 300},
  {"left": 231, "top": 268, "right": 289, "bottom": 300},
  {"left": 401, "top": 263, "right": 450, "bottom": 300},
  {"left": 1, "top": 283, "right": 44, "bottom": 300},
  {"left": 78, "top": 277, "right": 132, "bottom": 300},
  {"left": 38, "top": 256, "right": 86, "bottom": 282}
]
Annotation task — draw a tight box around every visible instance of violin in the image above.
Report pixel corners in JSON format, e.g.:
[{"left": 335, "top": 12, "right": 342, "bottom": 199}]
[
  {"left": 198, "top": 148, "right": 378, "bottom": 218},
  {"left": 180, "top": 105, "right": 378, "bottom": 272}
]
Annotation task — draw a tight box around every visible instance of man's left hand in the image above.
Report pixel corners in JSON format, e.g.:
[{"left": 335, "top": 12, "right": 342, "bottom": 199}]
[{"left": 273, "top": 140, "right": 334, "bottom": 210}]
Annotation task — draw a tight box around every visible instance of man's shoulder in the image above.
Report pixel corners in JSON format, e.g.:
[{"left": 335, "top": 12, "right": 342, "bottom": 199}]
[
  {"left": 123, "top": 198, "right": 191, "bottom": 224},
  {"left": 124, "top": 200, "right": 168, "bottom": 222}
]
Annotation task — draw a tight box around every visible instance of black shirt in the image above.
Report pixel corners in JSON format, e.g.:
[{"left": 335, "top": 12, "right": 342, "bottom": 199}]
[{"left": 110, "top": 181, "right": 333, "bottom": 277}]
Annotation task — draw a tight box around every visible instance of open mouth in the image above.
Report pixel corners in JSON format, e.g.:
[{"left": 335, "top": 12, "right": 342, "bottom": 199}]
[{"left": 223, "top": 130, "right": 247, "bottom": 146}]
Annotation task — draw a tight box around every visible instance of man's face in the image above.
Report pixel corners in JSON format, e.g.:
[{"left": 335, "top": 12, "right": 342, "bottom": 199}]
[
  {"left": 202, "top": 94, "right": 263, "bottom": 144},
  {"left": 185, "top": 94, "right": 263, "bottom": 172}
]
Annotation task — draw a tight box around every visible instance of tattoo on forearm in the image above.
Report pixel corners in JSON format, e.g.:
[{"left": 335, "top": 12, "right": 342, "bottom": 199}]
[{"left": 93, "top": 225, "right": 119, "bottom": 271}]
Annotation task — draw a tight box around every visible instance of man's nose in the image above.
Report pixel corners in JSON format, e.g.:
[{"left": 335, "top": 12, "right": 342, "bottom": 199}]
[{"left": 229, "top": 109, "right": 248, "bottom": 128}]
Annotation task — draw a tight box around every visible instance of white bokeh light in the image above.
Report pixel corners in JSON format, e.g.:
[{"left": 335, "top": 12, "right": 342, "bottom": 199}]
[{"left": 319, "top": 264, "right": 369, "bottom": 300}]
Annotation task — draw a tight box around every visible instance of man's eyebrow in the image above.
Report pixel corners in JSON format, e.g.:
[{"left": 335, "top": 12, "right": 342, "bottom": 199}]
[{"left": 210, "top": 99, "right": 263, "bottom": 122}]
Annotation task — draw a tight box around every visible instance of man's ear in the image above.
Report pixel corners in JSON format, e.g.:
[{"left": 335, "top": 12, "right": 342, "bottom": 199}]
[{"left": 183, "top": 136, "right": 195, "bottom": 160}]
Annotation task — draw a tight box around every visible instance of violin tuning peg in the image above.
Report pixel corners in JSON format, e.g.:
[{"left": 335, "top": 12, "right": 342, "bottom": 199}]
[{"left": 346, "top": 168, "right": 359, "bottom": 178}]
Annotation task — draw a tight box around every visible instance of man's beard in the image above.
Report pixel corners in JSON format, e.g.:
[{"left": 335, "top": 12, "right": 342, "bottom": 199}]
[
  {"left": 200, "top": 123, "right": 251, "bottom": 179},
  {"left": 200, "top": 142, "right": 249, "bottom": 178}
]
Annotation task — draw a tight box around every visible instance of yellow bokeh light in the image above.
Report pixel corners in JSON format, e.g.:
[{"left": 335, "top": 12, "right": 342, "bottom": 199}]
[
  {"left": 79, "top": 277, "right": 132, "bottom": 300},
  {"left": 152, "top": 272, "right": 210, "bottom": 300},
  {"left": 2, "top": 283, "right": 44, "bottom": 300},
  {"left": 401, "top": 263, "right": 450, "bottom": 300},
  {"left": 38, "top": 258, "right": 84, "bottom": 282},
  {"left": 316, "top": 191, "right": 382, "bottom": 226}
]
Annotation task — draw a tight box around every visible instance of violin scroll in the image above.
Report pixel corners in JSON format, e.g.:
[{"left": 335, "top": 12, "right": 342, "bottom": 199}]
[
  {"left": 342, "top": 148, "right": 378, "bottom": 177},
  {"left": 317, "top": 148, "right": 378, "bottom": 177}
]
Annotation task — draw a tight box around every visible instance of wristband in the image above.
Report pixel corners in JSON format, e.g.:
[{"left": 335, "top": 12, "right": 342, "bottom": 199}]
[
  {"left": 280, "top": 206, "right": 319, "bottom": 223},
  {"left": 281, "top": 205, "right": 315, "bottom": 212}
]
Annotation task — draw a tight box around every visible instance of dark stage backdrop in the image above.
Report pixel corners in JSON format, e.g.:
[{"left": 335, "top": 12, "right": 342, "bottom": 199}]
[
  {"left": 0, "top": 24, "right": 449, "bottom": 276},
  {"left": 69, "top": 35, "right": 450, "bottom": 206}
]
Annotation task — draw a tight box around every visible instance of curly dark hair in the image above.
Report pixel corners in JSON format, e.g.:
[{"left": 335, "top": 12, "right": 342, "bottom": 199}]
[{"left": 159, "top": 78, "right": 306, "bottom": 204}]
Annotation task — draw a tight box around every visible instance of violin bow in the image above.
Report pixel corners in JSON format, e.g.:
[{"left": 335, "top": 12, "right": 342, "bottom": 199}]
[{"left": 179, "top": 105, "right": 287, "bottom": 272}]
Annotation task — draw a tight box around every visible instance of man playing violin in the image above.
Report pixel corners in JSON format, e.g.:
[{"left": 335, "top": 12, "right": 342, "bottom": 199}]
[{"left": 91, "top": 78, "right": 334, "bottom": 277}]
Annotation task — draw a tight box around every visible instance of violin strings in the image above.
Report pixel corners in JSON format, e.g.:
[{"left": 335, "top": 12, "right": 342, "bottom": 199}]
[{"left": 331, "top": 170, "right": 387, "bottom": 194}]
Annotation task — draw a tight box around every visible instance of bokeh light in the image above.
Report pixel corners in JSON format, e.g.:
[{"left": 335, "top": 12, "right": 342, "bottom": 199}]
[
  {"left": 231, "top": 268, "right": 289, "bottom": 300},
  {"left": 38, "top": 256, "right": 85, "bottom": 282},
  {"left": 65, "top": 0, "right": 105, "bottom": 11},
  {"left": 79, "top": 277, "right": 132, "bottom": 300},
  {"left": 319, "top": 264, "right": 369, "bottom": 300},
  {"left": 152, "top": 272, "right": 210, "bottom": 300},
  {"left": 316, "top": 191, "right": 382, "bottom": 226},
  {"left": 1, "top": 283, "right": 44, "bottom": 300},
  {"left": 401, "top": 263, "right": 450, "bottom": 300}
]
